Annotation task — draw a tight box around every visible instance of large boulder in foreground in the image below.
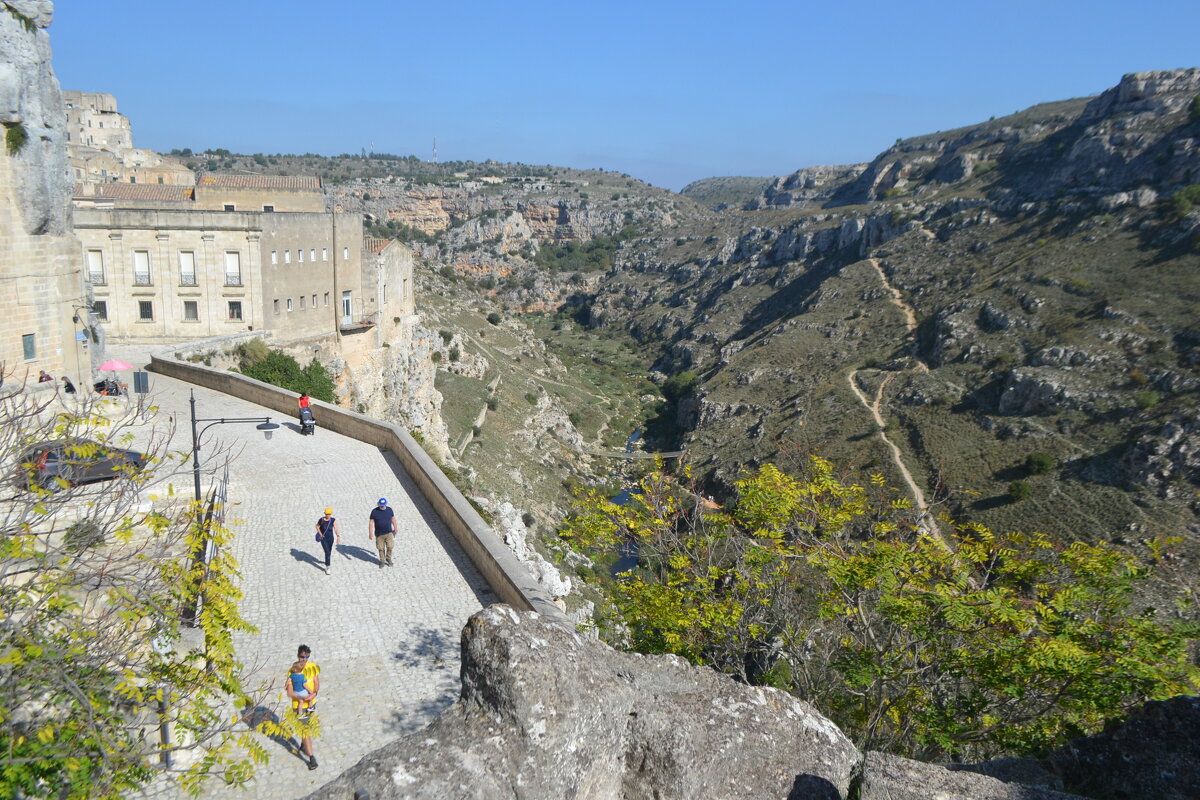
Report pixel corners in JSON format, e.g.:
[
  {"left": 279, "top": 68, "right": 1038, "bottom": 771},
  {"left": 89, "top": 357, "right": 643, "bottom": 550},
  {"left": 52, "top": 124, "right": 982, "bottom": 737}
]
[{"left": 306, "top": 605, "right": 860, "bottom": 799}]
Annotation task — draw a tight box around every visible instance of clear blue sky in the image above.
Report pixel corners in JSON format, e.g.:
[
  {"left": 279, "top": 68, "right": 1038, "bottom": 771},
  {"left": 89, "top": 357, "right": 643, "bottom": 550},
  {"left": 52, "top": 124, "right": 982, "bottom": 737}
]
[{"left": 49, "top": 0, "right": 1200, "bottom": 191}]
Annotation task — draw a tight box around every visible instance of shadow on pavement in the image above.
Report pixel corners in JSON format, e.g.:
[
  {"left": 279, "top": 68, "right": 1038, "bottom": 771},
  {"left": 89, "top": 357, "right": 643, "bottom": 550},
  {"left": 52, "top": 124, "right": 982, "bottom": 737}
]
[
  {"left": 385, "top": 693, "right": 457, "bottom": 736},
  {"left": 241, "top": 704, "right": 309, "bottom": 764},
  {"left": 336, "top": 543, "right": 379, "bottom": 565},
  {"left": 390, "top": 622, "right": 458, "bottom": 670},
  {"left": 289, "top": 547, "right": 325, "bottom": 570}
]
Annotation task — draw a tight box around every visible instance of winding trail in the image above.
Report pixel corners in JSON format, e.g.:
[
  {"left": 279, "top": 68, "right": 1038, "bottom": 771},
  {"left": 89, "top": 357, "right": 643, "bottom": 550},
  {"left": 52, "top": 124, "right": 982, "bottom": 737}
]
[{"left": 850, "top": 259, "right": 939, "bottom": 535}]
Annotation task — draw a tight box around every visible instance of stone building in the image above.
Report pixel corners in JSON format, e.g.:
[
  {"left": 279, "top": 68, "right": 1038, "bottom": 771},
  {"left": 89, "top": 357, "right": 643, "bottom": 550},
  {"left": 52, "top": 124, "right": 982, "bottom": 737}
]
[
  {"left": 73, "top": 176, "right": 413, "bottom": 348},
  {"left": 62, "top": 89, "right": 194, "bottom": 186},
  {"left": 0, "top": 3, "right": 90, "bottom": 388}
]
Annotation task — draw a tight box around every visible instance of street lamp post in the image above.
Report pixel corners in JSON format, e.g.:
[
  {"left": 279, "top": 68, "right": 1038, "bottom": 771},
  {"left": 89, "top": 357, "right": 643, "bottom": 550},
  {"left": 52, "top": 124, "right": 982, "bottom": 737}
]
[
  {"left": 189, "top": 388, "right": 279, "bottom": 505},
  {"left": 183, "top": 389, "right": 279, "bottom": 627}
]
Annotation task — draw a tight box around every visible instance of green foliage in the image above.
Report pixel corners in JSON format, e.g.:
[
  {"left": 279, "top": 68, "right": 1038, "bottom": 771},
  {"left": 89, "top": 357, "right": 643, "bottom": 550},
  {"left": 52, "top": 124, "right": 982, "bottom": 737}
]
[
  {"left": 1134, "top": 389, "right": 1160, "bottom": 410},
  {"left": 1166, "top": 185, "right": 1200, "bottom": 219},
  {"left": 5, "top": 122, "right": 28, "bottom": 155},
  {"left": 234, "top": 337, "right": 270, "bottom": 366},
  {"left": 1008, "top": 479, "right": 1032, "bottom": 501},
  {"left": 661, "top": 371, "right": 699, "bottom": 403},
  {"left": 448, "top": 346, "right": 461, "bottom": 362},
  {"left": 525, "top": 392, "right": 539, "bottom": 405},
  {"left": 486, "top": 397, "right": 498, "bottom": 411},
  {"left": 560, "top": 458, "right": 1199, "bottom": 760},
  {"left": 534, "top": 235, "right": 625, "bottom": 273},
  {"left": 1025, "top": 452, "right": 1056, "bottom": 475},
  {"left": 430, "top": 351, "right": 442, "bottom": 363},
  {"left": 486, "top": 311, "right": 502, "bottom": 325},
  {"left": 0, "top": 394, "right": 275, "bottom": 798},
  {"left": 439, "top": 329, "right": 454, "bottom": 344},
  {"left": 238, "top": 349, "right": 336, "bottom": 402}
]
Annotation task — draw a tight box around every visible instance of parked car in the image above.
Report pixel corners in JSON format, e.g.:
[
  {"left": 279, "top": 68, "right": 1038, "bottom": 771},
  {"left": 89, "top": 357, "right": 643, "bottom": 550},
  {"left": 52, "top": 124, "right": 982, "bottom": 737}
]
[{"left": 15, "top": 440, "right": 148, "bottom": 491}]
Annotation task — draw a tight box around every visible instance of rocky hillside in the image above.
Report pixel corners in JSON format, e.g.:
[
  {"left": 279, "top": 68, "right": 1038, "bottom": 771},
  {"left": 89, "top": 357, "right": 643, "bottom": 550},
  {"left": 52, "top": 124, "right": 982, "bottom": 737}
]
[{"left": 571, "top": 69, "right": 1200, "bottom": 570}]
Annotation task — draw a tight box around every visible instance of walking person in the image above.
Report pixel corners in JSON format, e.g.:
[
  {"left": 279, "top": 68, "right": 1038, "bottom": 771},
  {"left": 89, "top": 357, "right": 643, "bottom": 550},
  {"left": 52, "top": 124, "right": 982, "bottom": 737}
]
[
  {"left": 315, "top": 507, "right": 340, "bottom": 574},
  {"left": 285, "top": 644, "right": 321, "bottom": 770},
  {"left": 368, "top": 497, "right": 396, "bottom": 568}
]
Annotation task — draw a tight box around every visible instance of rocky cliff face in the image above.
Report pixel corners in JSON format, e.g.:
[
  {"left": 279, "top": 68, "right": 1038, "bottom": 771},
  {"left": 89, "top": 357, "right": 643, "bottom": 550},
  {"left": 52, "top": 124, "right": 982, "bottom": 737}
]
[
  {"left": 0, "top": 1, "right": 70, "bottom": 236},
  {"left": 306, "top": 607, "right": 1192, "bottom": 800}
]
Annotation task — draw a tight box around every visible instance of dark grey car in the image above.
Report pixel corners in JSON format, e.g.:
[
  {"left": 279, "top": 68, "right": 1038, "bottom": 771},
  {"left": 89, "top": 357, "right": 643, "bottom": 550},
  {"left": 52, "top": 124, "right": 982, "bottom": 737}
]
[{"left": 16, "top": 440, "right": 148, "bottom": 491}]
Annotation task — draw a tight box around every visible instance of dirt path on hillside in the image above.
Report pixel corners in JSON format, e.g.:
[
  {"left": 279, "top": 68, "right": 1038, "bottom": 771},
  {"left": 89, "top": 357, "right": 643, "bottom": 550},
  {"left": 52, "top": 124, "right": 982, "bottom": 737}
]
[{"left": 848, "top": 259, "right": 940, "bottom": 535}]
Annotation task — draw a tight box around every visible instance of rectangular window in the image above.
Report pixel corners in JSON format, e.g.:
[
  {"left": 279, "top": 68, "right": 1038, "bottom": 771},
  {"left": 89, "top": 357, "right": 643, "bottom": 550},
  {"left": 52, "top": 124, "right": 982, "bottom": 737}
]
[
  {"left": 86, "top": 249, "right": 105, "bottom": 284},
  {"left": 224, "top": 251, "right": 242, "bottom": 285},
  {"left": 343, "top": 246, "right": 349, "bottom": 261},
  {"left": 183, "top": 300, "right": 199, "bottom": 321},
  {"left": 223, "top": 203, "right": 235, "bottom": 212},
  {"left": 133, "top": 250, "right": 151, "bottom": 285},
  {"left": 298, "top": 248, "right": 304, "bottom": 263},
  {"left": 271, "top": 250, "right": 278, "bottom": 265},
  {"left": 310, "top": 248, "right": 316, "bottom": 262},
  {"left": 273, "top": 299, "right": 280, "bottom": 314},
  {"left": 312, "top": 293, "right": 317, "bottom": 307},
  {"left": 323, "top": 292, "right": 329, "bottom": 306},
  {"left": 179, "top": 251, "right": 197, "bottom": 286},
  {"left": 300, "top": 295, "right": 306, "bottom": 310},
  {"left": 383, "top": 283, "right": 388, "bottom": 303},
  {"left": 322, "top": 248, "right": 328, "bottom": 261},
  {"left": 286, "top": 298, "right": 293, "bottom": 312},
  {"left": 263, "top": 205, "right": 275, "bottom": 213},
  {"left": 228, "top": 301, "right": 243, "bottom": 321},
  {"left": 138, "top": 300, "right": 153, "bottom": 321},
  {"left": 93, "top": 300, "right": 108, "bottom": 321},
  {"left": 21, "top": 333, "right": 35, "bottom": 361},
  {"left": 284, "top": 250, "right": 291, "bottom": 264}
]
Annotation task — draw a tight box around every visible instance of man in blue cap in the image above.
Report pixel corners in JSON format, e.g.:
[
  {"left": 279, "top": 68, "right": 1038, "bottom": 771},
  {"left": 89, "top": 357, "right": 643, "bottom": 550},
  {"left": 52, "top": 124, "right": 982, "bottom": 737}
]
[{"left": 368, "top": 497, "right": 396, "bottom": 568}]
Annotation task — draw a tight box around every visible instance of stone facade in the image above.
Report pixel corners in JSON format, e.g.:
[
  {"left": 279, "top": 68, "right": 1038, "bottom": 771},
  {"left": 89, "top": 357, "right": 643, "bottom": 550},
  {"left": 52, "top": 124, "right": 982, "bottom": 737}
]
[
  {"left": 0, "top": 1, "right": 90, "bottom": 387},
  {"left": 62, "top": 89, "right": 194, "bottom": 186}
]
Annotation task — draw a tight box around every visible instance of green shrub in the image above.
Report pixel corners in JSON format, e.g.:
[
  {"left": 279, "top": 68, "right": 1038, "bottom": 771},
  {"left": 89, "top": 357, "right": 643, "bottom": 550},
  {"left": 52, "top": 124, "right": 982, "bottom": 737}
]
[
  {"left": 1008, "top": 480, "right": 1031, "bottom": 502},
  {"left": 439, "top": 330, "right": 453, "bottom": 344},
  {"left": 235, "top": 337, "right": 271, "bottom": 366},
  {"left": 239, "top": 350, "right": 337, "bottom": 402},
  {"left": 525, "top": 392, "right": 538, "bottom": 405},
  {"left": 430, "top": 351, "right": 442, "bottom": 363},
  {"left": 448, "top": 346, "right": 460, "bottom": 362},
  {"left": 521, "top": 511, "right": 536, "bottom": 528},
  {"left": 5, "top": 122, "right": 28, "bottom": 155},
  {"left": 487, "top": 312, "right": 502, "bottom": 325},
  {"left": 486, "top": 397, "right": 498, "bottom": 411},
  {"left": 1025, "top": 452, "right": 1056, "bottom": 475},
  {"left": 661, "top": 371, "right": 699, "bottom": 403},
  {"left": 1135, "top": 390, "right": 1160, "bottom": 410},
  {"left": 568, "top": 411, "right": 581, "bottom": 426}
]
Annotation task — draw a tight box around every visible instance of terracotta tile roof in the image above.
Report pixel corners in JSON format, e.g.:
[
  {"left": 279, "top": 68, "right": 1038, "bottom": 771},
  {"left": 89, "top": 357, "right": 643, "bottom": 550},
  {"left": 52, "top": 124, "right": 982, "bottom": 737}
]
[
  {"left": 197, "top": 173, "right": 321, "bottom": 190},
  {"left": 81, "top": 183, "right": 194, "bottom": 202},
  {"left": 364, "top": 237, "right": 392, "bottom": 254}
]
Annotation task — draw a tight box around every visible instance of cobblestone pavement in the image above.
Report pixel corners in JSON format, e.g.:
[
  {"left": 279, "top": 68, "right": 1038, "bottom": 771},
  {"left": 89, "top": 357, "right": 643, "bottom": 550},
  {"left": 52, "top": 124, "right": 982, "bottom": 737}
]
[{"left": 115, "top": 357, "right": 493, "bottom": 799}]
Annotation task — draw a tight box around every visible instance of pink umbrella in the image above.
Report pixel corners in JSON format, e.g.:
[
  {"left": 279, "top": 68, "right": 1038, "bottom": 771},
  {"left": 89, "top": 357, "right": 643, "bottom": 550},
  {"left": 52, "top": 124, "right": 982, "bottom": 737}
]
[
  {"left": 95, "top": 359, "right": 134, "bottom": 396},
  {"left": 97, "top": 359, "right": 133, "bottom": 371}
]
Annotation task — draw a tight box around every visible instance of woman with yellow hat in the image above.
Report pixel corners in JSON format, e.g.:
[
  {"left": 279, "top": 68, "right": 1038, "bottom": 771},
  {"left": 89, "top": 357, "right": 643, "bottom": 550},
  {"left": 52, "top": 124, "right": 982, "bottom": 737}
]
[{"left": 314, "top": 507, "right": 341, "bottom": 574}]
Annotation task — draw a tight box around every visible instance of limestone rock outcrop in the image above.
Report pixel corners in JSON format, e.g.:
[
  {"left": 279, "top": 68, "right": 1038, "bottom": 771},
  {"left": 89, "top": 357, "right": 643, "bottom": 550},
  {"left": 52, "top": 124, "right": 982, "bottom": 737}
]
[
  {"left": 304, "top": 607, "right": 1168, "bottom": 800},
  {"left": 0, "top": 0, "right": 70, "bottom": 236},
  {"left": 306, "top": 606, "right": 862, "bottom": 800}
]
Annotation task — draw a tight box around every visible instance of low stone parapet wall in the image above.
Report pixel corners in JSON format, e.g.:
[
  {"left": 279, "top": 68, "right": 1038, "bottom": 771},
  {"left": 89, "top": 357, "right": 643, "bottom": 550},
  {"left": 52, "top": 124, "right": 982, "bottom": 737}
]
[{"left": 149, "top": 355, "right": 566, "bottom": 622}]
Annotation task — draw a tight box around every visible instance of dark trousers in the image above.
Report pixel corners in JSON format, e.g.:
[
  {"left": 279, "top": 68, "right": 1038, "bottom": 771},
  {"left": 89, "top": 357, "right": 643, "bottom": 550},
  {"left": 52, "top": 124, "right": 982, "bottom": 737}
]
[{"left": 320, "top": 535, "right": 334, "bottom": 567}]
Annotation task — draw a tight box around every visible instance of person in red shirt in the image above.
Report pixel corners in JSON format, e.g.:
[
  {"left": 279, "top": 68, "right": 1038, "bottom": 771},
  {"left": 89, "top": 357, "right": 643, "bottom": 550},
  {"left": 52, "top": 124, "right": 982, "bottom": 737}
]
[{"left": 298, "top": 393, "right": 311, "bottom": 410}]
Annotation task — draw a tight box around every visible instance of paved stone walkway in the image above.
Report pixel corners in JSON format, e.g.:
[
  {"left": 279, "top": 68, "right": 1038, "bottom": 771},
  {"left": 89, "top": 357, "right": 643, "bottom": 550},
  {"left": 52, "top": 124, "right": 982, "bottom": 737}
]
[{"left": 114, "top": 355, "right": 493, "bottom": 799}]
